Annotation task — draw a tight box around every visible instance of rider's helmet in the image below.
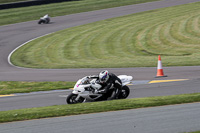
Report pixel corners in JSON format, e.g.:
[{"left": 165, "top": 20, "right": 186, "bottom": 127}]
[{"left": 99, "top": 70, "right": 109, "bottom": 83}]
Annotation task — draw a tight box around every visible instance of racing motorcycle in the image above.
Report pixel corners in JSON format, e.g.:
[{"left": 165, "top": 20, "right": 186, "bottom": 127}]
[
  {"left": 38, "top": 14, "right": 50, "bottom": 24},
  {"left": 66, "top": 75, "right": 133, "bottom": 104}
]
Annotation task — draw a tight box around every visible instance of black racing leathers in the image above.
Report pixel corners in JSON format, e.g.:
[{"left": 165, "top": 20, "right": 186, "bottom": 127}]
[{"left": 98, "top": 73, "right": 122, "bottom": 100}]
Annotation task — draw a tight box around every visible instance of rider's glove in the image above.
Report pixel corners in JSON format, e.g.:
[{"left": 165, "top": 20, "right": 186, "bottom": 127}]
[
  {"left": 93, "top": 89, "right": 99, "bottom": 94},
  {"left": 97, "top": 89, "right": 106, "bottom": 94}
]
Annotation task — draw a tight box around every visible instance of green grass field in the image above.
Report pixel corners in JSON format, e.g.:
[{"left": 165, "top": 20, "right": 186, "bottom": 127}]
[{"left": 10, "top": 2, "right": 200, "bottom": 68}]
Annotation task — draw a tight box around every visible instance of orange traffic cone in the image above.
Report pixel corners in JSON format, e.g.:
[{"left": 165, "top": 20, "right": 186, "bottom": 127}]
[{"left": 155, "top": 55, "right": 167, "bottom": 78}]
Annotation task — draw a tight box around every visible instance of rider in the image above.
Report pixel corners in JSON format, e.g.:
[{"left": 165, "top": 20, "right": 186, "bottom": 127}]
[{"left": 89, "top": 70, "right": 122, "bottom": 100}]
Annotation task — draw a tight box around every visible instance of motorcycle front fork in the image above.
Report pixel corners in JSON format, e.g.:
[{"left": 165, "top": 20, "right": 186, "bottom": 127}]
[{"left": 75, "top": 95, "right": 81, "bottom": 101}]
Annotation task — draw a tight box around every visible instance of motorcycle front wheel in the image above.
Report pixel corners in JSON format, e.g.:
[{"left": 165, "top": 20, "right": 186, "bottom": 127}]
[
  {"left": 118, "top": 85, "right": 130, "bottom": 99},
  {"left": 66, "top": 93, "right": 85, "bottom": 104},
  {"left": 38, "top": 20, "right": 44, "bottom": 24}
]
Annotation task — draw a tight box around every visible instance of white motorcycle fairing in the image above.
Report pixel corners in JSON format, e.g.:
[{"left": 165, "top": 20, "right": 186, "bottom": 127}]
[
  {"left": 118, "top": 75, "right": 133, "bottom": 86},
  {"left": 72, "top": 77, "right": 103, "bottom": 102},
  {"left": 66, "top": 75, "right": 132, "bottom": 104}
]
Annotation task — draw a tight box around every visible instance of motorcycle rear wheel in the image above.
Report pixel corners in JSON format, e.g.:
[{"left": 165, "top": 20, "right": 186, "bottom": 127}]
[
  {"left": 66, "top": 93, "right": 85, "bottom": 104},
  {"left": 118, "top": 85, "right": 130, "bottom": 99}
]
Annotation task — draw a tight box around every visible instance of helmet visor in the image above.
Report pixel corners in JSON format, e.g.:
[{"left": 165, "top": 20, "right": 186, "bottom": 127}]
[{"left": 100, "top": 73, "right": 108, "bottom": 82}]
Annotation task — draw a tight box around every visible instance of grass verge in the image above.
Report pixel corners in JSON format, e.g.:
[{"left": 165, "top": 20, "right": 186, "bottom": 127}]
[
  {"left": 10, "top": 2, "right": 200, "bottom": 68},
  {"left": 0, "top": 81, "right": 75, "bottom": 95},
  {"left": 0, "top": 0, "right": 159, "bottom": 25},
  {"left": 1, "top": 93, "right": 200, "bottom": 123}
]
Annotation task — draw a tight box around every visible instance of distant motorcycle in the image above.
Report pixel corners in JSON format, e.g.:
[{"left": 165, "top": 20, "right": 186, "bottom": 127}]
[
  {"left": 38, "top": 14, "right": 50, "bottom": 24},
  {"left": 66, "top": 75, "right": 132, "bottom": 104}
]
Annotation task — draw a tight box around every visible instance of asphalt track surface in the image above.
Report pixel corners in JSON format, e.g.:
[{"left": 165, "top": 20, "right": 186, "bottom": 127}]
[
  {"left": 1, "top": 78, "right": 200, "bottom": 111},
  {"left": 1, "top": 0, "right": 200, "bottom": 132}
]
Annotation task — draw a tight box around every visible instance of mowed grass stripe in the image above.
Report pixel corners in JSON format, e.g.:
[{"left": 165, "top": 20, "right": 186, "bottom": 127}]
[
  {"left": 140, "top": 13, "right": 200, "bottom": 55},
  {"left": 160, "top": 22, "right": 190, "bottom": 55},
  {"left": 146, "top": 24, "right": 168, "bottom": 55},
  {"left": 192, "top": 16, "right": 200, "bottom": 35},
  {"left": 170, "top": 15, "right": 199, "bottom": 44},
  {"left": 104, "top": 24, "right": 133, "bottom": 57},
  {"left": 141, "top": 7, "right": 200, "bottom": 55},
  {"left": 65, "top": 25, "right": 105, "bottom": 61},
  {"left": 93, "top": 20, "right": 138, "bottom": 58},
  {"left": 185, "top": 15, "right": 200, "bottom": 39},
  {"left": 161, "top": 22, "right": 194, "bottom": 51},
  {"left": 181, "top": 15, "right": 200, "bottom": 42},
  {"left": 11, "top": 2, "right": 200, "bottom": 68}
]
